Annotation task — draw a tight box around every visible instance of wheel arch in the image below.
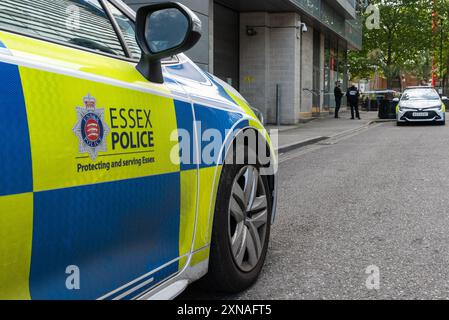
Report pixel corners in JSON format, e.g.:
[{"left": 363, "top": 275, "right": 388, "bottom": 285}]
[
  {"left": 217, "top": 124, "right": 277, "bottom": 228},
  {"left": 192, "top": 124, "right": 277, "bottom": 293},
  {"left": 191, "top": 121, "right": 278, "bottom": 268}
]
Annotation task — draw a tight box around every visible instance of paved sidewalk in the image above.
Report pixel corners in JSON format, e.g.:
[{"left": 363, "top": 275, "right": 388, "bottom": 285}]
[{"left": 266, "top": 111, "right": 387, "bottom": 153}]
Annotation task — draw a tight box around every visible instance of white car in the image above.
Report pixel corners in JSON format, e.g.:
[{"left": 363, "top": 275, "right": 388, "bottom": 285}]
[{"left": 396, "top": 87, "right": 447, "bottom": 126}]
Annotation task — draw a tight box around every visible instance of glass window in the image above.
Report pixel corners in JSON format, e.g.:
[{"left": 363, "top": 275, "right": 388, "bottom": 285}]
[
  {"left": 0, "top": 0, "right": 125, "bottom": 56},
  {"left": 337, "top": 42, "right": 347, "bottom": 85},
  {"left": 105, "top": 1, "right": 141, "bottom": 59},
  {"left": 323, "top": 37, "right": 331, "bottom": 108},
  {"left": 402, "top": 89, "right": 440, "bottom": 101}
]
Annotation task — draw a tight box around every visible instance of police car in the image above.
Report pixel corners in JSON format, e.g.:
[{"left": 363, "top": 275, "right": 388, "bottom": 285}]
[
  {"left": 395, "top": 87, "right": 447, "bottom": 126},
  {"left": 0, "top": 0, "right": 277, "bottom": 300}
]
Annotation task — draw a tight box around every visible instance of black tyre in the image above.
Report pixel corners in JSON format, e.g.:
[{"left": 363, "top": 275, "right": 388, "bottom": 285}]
[{"left": 201, "top": 163, "right": 272, "bottom": 293}]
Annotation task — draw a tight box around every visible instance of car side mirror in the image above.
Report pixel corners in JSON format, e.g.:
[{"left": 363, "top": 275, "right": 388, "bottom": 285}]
[
  {"left": 442, "top": 96, "right": 448, "bottom": 101},
  {"left": 393, "top": 98, "right": 400, "bottom": 103},
  {"left": 135, "top": 2, "right": 202, "bottom": 83}
]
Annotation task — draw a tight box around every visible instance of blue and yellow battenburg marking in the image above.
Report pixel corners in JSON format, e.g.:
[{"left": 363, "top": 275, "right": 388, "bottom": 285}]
[
  {"left": 0, "top": 57, "right": 34, "bottom": 300},
  {"left": 0, "top": 31, "right": 258, "bottom": 300},
  {"left": 0, "top": 59, "right": 184, "bottom": 299}
]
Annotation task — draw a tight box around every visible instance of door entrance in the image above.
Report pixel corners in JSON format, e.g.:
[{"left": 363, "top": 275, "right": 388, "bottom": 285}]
[{"left": 213, "top": 3, "right": 240, "bottom": 90}]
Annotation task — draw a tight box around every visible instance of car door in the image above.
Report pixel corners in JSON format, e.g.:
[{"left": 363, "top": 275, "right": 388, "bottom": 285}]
[{"left": 0, "top": 0, "right": 197, "bottom": 300}]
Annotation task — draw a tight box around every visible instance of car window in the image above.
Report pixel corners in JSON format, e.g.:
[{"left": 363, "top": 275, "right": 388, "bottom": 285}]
[
  {"left": 105, "top": 1, "right": 141, "bottom": 59},
  {"left": 0, "top": 0, "right": 125, "bottom": 57},
  {"left": 402, "top": 89, "right": 440, "bottom": 101}
]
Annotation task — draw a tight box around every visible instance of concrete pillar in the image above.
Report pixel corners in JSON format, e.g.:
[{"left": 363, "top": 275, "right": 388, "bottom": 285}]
[
  {"left": 320, "top": 32, "right": 325, "bottom": 111},
  {"left": 300, "top": 25, "right": 314, "bottom": 118},
  {"left": 239, "top": 13, "right": 271, "bottom": 122},
  {"left": 239, "top": 12, "right": 335, "bottom": 124},
  {"left": 240, "top": 12, "right": 301, "bottom": 125},
  {"left": 269, "top": 13, "right": 301, "bottom": 124}
]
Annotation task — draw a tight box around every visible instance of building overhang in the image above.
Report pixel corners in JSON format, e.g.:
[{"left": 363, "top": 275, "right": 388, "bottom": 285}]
[
  {"left": 215, "top": 0, "right": 356, "bottom": 18},
  {"left": 215, "top": 0, "right": 296, "bottom": 12},
  {"left": 328, "top": 0, "right": 357, "bottom": 19},
  {"left": 216, "top": 0, "right": 362, "bottom": 50}
]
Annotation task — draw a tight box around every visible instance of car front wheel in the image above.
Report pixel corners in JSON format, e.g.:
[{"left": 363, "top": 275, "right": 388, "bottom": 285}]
[{"left": 201, "top": 163, "right": 272, "bottom": 293}]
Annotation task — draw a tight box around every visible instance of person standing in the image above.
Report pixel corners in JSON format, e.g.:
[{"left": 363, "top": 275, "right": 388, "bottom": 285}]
[
  {"left": 346, "top": 84, "right": 361, "bottom": 120},
  {"left": 334, "top": 81, "right": 344, "bottom": 118}
]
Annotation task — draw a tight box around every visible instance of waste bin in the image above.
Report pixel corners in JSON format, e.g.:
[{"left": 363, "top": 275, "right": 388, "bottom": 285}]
[
  {"left": 378, "top": 99, "right": 397, "bottom": 119},
  {"left": 361, "top": 90, "right": 399, "bottom": 112}
]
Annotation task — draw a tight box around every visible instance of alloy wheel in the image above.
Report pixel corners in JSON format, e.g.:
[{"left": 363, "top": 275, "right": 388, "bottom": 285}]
[{"left": 228, "top": 166, "right": 269, "bottom": 272}]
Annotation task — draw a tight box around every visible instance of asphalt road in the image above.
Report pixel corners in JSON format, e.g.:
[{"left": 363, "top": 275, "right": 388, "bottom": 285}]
[{"left": 181, "top": 121, "right": 449, "bottom": 300}]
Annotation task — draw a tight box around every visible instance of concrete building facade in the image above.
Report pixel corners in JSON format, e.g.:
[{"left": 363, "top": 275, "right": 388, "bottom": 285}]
[{"left": 124, "top": 0, "right": 362, "bottom": 124}]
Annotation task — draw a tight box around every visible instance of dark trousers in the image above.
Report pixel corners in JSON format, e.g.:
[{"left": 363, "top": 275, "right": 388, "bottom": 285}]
[
  {"left": 335, "top": 99, "right": 342, "bottom": 118},
  {"left": 350, "top": 102, "right": 360, "bottom": 119}
]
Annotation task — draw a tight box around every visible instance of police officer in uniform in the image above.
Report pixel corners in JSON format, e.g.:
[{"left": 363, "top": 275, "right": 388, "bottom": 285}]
[
  {"left": 334, "top": 81, "right": 343, "bottom": 118},
  {"left": 346, "top": 84, "right": 361, "bottom": 120}
]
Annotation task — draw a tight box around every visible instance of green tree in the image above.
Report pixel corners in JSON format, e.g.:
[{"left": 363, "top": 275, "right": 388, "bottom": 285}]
[
  {"left": 349, "top": 0, "right": 433, "bottom": 88},
  {"left": 433, "top": 0, "right": 449, "bottom": 91}
]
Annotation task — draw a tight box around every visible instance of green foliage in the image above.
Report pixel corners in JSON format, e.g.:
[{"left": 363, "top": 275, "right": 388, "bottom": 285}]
[
  {"left": 434, "top": 0, "right": 449, "bottom": 88},
  {"left": 349, "top": 0, "right": 435, "bottom": 87}
]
